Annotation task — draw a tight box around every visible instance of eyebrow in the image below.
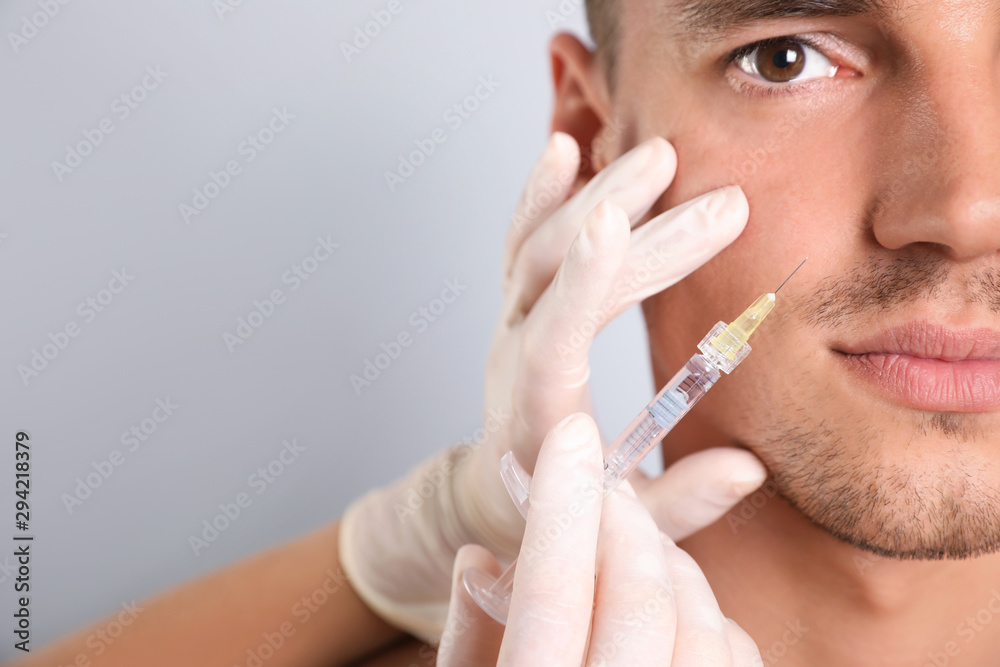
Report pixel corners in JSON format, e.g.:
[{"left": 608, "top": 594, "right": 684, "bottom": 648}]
[{"left": 673, "top": 0, "right": 896, "bottom": 37}]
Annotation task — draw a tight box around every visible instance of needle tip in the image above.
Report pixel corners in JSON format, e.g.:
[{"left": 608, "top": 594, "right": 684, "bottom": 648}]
[{"left": 774, "top": 258, "right": 808, "bottom": 294}]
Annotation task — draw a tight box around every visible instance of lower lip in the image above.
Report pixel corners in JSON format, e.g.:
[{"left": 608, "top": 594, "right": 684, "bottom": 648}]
[{"left": 840, "top": 353, "right": 1000, "bottom": 412}]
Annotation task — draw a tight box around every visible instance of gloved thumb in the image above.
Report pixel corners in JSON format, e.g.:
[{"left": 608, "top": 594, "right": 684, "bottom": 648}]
[
  {"left": 629, "top": 447, "right": 768, "bottom": 541},
  {"left": 436, "top": 545, "right": 505, "bottom": 666}
]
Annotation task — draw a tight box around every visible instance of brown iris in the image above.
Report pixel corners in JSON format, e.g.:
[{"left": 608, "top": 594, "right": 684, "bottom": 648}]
[{"left": 756, "top": 40, "right": 807, "bottom": 83}]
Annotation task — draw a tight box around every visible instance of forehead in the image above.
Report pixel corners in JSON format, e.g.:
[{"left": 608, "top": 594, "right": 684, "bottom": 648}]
[
  {"left": 623, "top": 0, "right": 997, "bottom": 41},
  {"left": 672, "top": 0, "right": 893, "bottom": 36}
]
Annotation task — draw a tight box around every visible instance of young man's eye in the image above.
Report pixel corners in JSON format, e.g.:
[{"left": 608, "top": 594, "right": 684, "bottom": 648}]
[{"left": 731, "top": 38, "right": 838, "bottom": 84}]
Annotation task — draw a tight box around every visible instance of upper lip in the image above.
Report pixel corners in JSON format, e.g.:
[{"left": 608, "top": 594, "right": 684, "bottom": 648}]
[{"left": 836, "top": 322, "right": 1000, "bottom": 362}]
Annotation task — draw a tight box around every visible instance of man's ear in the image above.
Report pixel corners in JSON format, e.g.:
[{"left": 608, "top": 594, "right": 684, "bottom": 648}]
[{"left": 549, "top": 33, "right": 615, "bottom": 189}]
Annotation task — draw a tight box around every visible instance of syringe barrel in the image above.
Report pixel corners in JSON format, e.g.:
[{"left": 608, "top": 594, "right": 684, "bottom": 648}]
[{"left": 603, "top": 353, "right": 720, "bottom": 489}]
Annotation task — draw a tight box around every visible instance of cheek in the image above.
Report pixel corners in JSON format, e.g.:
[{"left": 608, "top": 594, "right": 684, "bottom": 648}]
[
  {"left": 634, "top": 90, "right": 881, "bottom": 368},
  {"left": 621, "top": 66, "right": 893, "bottom": 393},
  {"left": 669, "top": 110, "right": 871, "bottom": 257}
]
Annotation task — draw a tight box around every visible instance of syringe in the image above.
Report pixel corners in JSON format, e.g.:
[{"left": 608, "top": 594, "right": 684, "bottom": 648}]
[{"left": 463, "top": 259, "right": 807, "bottom": 625}]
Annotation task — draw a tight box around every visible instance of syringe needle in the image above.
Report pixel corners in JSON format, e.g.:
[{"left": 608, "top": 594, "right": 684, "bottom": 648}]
[
  {"left": 774, "top": 257, "right": 808, "bottom": 295},
  {"left": 466, "top": 269, "right": 798, "bottom": 626}
]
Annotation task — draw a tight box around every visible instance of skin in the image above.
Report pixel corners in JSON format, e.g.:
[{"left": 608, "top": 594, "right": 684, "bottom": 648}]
[
  {"left": 14, "top": 143, "right": 763, "bottom": 665},
  {"left": 438, "top": 414, "right": 761, "bottom": 665},
  {"left": 548, "top": 0, "right": 1000, "bottom": 663},
  {"left": 20, "top": 3, "right": 1000, "bottom": 664},
  {"left": 7, "top": 522, "right": 420, "bottom": 667}
]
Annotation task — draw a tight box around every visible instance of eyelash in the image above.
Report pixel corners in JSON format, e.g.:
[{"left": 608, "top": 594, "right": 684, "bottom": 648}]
[{"left": 725, "top": 35, "right": 837, "bottom": 98}]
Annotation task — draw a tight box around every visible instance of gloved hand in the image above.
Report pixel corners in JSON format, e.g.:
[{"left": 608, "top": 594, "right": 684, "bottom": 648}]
[
  {"left": 338, "top": 133, "right": 766, "bottom": 644},
  {"left": 436, "top": 413, "right": 763, "bottom": 666}
]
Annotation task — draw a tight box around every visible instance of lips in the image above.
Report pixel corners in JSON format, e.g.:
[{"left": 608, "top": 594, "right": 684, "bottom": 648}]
[{"left": 835, "top": 322, "right": 1000, "bottom": 412}]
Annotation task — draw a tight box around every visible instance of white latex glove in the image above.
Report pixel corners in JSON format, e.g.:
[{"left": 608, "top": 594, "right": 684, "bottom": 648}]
[
  {"left": 339, "top": 133, "right": 766, "bottom": 644},
  {"left": 437, "top": 413, "right": 763, "bottom": 666}
]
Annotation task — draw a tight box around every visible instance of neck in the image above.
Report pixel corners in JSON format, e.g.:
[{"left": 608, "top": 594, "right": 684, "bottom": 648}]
[{"left": 678, "top": 492, "right": 1000, "bottom": 666}]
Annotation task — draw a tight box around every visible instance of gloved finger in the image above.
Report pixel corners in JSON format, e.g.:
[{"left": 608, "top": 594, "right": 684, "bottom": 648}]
[
  {"left": 498, "top": 413, "right": 605, "bottom": 667},
  {"left": 504, "top": 199, "right": 629, "bottom": 474},
  {"left": 516, "top": 201, "right": 631, "bottom": 418},
  {"left": 504, "top": 137, "right": 677, "bottom": 324},
  {"left": 436, "top": 545, "right": 505, "bottom": 667},
  {"left": 611, "top": 184, "right": 749, "bottom": 311},
  {"left": 630, "top": 447, "right": 767, "bottom": 541},
  {"left": 503, "top": 132, "right": 580, "bottom": 280},
  {"left": 662, "top": 533, "right": 733, "bottom": 667},
  {"left": 511, "top": 186, "right": 748, "bottom": 469},
  {"left": 586, "top": 481, "right": 677, "bottom": 666},
  {"left": 521, "top": 184, "right": 748, "bottom": 387},
  {"left": 725, "top": 618, "right": 764, "bottom": 666}
]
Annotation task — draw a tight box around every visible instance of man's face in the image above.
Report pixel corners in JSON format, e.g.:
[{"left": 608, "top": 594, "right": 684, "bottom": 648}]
[{"left": 605, "top": 0, "right": 1000, "bottom": 558}]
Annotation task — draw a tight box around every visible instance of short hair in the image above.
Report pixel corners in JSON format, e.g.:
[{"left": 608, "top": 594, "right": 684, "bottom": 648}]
[{"left": 585, "top": 0, "right": 619, "bottom": 75}]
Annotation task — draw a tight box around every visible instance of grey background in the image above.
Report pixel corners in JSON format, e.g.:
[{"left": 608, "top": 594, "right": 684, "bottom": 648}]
[{"left": 0, "top": 0, "right": 659, "bottom": 657}]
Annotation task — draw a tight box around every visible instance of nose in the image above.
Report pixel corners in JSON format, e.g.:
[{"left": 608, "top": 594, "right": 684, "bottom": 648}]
[{"left": 872, "top": 54, "right": 1000, "bottom": 262}]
